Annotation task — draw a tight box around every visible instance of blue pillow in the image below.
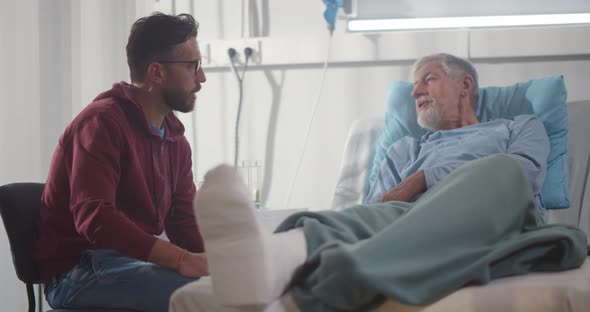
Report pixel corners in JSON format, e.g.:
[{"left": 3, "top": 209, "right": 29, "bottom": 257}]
[{"left": 368, "top": 76, "right": 569, "bottom": 209}]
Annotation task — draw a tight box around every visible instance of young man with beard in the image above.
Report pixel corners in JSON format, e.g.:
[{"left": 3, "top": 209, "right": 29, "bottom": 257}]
[
  {"left": 168, "top": 54, "right": 586, "bottom": 312},
  {"left": 33, "top": 12, "right": 208, "bottom": 312}
]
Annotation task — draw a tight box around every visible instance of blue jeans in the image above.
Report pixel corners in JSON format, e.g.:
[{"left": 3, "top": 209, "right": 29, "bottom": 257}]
[{"left": 45, "top": 249, "right": 197, "bottom": 312}]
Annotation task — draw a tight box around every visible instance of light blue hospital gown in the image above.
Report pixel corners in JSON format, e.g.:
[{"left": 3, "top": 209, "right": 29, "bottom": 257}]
[{"left": 366, "top": 114, "right": 550, "bottom": 218}]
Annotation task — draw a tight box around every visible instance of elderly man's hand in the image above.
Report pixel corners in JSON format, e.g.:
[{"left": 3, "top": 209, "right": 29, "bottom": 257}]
[{"left": 382, "top": 170, "right": 426, "bottom": 203}]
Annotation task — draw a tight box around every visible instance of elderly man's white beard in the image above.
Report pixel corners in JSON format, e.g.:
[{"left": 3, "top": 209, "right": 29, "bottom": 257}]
[{"left": 417, "top": 104, "right": 444, "bottom": 131}]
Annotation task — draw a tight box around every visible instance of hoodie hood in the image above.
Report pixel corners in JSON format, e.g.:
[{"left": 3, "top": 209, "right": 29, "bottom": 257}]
[{"left": 93, "top": 81, "right": 186, "bottom": 141}]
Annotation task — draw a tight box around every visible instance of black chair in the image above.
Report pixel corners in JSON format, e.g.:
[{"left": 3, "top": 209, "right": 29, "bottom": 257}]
[
  {"left": 0, "top": 183, "right": 46, "bottom": 312},
  {"left": 0, "top": 183, "right": 132, "bottom": 312}
]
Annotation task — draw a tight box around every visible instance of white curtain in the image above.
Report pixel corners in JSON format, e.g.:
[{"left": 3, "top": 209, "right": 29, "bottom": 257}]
[
  {"left": 0, "top": 0, "right": 42, "bottom": 185},
  {"left": 0, "top": 0, "right": 152, "bottom": 186}
]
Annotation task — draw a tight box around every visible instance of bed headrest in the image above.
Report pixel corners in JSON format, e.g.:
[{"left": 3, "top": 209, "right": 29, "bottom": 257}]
[{"left": 548, "top": 101, "right": 590, "bottom": 238}]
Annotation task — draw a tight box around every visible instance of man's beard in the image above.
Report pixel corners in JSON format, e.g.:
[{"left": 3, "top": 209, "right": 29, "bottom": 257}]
[
  {"left": 417, "top": 100, "right": 443, "bottom": 131},
  {"left": 162, "top": 87, "right": 195, "bottom": 113}
]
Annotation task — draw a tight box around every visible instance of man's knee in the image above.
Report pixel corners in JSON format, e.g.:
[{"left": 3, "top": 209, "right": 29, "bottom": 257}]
[
  {"left": 479, "top": 154, "right": 529, "bottom": 187},
  {"left": 487, "top": 154, "right": 519, "bottom": 166},
  {"left": 488, "top": 154, "right": 525, "bottom": 173},
  {"left": 454, "top": 154, "right": 528, "bottom": 191}
]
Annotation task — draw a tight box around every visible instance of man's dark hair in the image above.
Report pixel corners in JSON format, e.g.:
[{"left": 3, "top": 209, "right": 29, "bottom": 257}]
[{"left": 126, "top": 12, "right": 199, "bottom": 82}]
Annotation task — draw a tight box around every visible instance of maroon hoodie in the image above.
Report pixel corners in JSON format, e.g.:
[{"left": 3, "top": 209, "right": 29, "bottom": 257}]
[{"left": 33, "top": 82, "right": 204, "bottom": 282}]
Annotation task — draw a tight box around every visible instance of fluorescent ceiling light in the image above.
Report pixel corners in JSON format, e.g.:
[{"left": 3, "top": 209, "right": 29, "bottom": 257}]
[{"left": 348, "top": 13, "right": 590, "bottom": 32}]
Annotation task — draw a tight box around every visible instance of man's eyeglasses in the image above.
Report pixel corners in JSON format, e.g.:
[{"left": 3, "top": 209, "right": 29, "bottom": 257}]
[{"left": 158, "top": 59, "right": 202, "bottom": 76}]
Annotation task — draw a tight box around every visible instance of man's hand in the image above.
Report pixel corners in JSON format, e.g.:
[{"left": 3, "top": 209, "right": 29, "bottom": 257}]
[
  {"left": 148, "top": 239, "right": 209, "bottom": 278},
  {"left": 178, "top": 252, "right": 209, "bottom": 278},
  {"left": 382, "top": 170, "right": 426, "bottom": 203}
]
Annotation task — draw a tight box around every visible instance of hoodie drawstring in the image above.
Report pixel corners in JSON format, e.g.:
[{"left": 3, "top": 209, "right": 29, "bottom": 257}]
[
  {"left": 149, "top": 137, "right": 176, "bottom": 228},
  {"left": 168, "top": 144, "right": 176, "bottom": 216},
  {"left": 149, "top": 140, "right": 160, "bottom": 228}
]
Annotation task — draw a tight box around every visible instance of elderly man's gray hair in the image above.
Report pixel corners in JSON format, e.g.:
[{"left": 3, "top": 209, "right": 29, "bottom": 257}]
[{"left": 413, "top": 53, "right": 480, "bottom": 107}]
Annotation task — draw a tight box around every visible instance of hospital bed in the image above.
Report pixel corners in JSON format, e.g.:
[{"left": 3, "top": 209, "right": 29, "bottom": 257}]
[
  {"left": 172, "top": 99, "right": 590, "bottom": 311},
  {"left": 331, "top": 100, "right": 590, "bottom": 311}
]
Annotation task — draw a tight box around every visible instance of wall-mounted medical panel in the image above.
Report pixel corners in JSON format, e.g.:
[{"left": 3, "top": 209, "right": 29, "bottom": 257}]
[
  {"left": 203, "top": 30, "right": 468, "bottom": 69},
  {"left": 202, "top": 24, "right": 590, "bottom": 70}
]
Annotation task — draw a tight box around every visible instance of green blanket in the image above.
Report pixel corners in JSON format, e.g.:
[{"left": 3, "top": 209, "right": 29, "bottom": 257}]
[{"left": 277, "top": 155, "right": 588, "bottom": 312}]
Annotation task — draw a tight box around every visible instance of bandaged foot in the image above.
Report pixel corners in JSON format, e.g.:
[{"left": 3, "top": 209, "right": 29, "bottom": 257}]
[
  {"left": 195, "top": 164, "right": 307, "bottom": 306},
  {"left": 169, "top": 277, "right": 300, "bottom": 312}
]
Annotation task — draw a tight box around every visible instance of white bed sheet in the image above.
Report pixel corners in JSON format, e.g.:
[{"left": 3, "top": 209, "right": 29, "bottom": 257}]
[
  {"left": 377, "top": 256, "right": 590, "bottom": 312},
  {"left": 170, "top": 257, "right": 590, "bottom": 312}
]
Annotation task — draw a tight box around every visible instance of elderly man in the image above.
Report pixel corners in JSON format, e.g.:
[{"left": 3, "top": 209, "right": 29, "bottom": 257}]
[
  {"left": 366, "top": 54, "right": 548, "bottom": 218},
  {"left": 170, "top": 54, "right": 586, "bottom": 312}
]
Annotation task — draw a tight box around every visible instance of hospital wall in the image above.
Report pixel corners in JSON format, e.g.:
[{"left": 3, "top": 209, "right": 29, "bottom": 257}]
[{"left": 1, "top": 0, "right": 590, "bottom": 310}]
